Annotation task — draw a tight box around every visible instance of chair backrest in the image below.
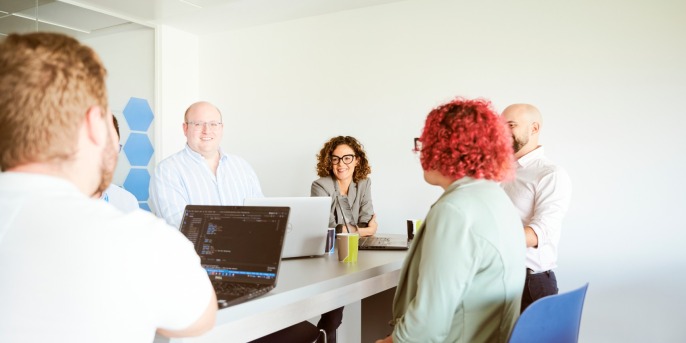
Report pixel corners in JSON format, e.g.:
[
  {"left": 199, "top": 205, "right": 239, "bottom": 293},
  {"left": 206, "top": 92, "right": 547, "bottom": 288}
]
[{"left": 508, "top": 283, "right": 589, "bottom": 343}]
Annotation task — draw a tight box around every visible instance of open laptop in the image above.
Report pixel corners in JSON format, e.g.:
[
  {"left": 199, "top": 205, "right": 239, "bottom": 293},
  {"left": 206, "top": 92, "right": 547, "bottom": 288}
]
[
  {"left": 334, "top": 198, "right": 410, "bottom": 251},
  {"left": 179, "top": 205, "right": 289, "bottom": 309},
  {"left": 358, "top": 233, "right": 410, "bottom": 250},
  {"left": 243, "top": 197, "right": 330, "bottom": 259}
]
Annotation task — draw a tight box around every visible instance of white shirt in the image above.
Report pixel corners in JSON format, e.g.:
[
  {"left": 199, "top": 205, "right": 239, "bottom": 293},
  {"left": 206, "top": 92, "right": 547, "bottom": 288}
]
[
  {"left": 149, "top": 144, "right": 263, "bottom": 228},
  {"left": 0, "top": 172, "right": 214, "bottom": 343},
  {"left": 502, "top": 146, "right": 572, "bottom": 272},
  {"left": 101, "top": 184, "right": 139, "bottom": 213}
]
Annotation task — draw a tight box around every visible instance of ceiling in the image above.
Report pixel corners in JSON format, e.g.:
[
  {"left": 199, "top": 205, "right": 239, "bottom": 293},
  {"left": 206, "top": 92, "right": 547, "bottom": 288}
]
[
  {"left": 0, "top": 0, "right": 139, "bottom": 38},
  {"left": 1, "top": 0, "right": 407, "bottom": 37}
]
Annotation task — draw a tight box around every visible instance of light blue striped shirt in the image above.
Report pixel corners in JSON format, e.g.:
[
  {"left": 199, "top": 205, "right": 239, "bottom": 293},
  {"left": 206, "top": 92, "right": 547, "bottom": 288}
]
[{"left": 149, "top": 144, "right": 263, "bottom": 228}]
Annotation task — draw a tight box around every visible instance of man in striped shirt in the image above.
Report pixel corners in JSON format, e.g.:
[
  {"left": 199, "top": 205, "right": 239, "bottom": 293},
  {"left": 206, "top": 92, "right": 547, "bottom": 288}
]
[{"left": 150, "top": 101, "right": 263, "bottom": 228}]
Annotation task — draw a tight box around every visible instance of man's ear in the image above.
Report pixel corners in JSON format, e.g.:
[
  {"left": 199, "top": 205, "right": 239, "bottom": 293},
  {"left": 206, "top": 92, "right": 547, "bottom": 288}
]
[
  {"left": 84, "top": 106, "right": 107, "bottom": 146},
  {"left": 530, "top": 121, "right": 540, "bottom": 135}
]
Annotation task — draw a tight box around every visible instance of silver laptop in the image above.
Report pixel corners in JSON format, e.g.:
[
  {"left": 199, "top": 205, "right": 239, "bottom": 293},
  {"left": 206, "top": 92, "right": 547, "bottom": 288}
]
[
  {"left": 334, "top": 200, "right": 410, "bottom": 251},
  {"left": 244, "top": 197, "right": 330, "bottom": 259},
  {"left": 359, "top": 233, "right": 410, "bottom": 250}
]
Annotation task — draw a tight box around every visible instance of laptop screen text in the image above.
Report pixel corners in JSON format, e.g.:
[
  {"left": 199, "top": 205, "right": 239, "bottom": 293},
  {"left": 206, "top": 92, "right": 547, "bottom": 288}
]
[{"left": 181, "top": 208, "right": 286, "bottom": 284}]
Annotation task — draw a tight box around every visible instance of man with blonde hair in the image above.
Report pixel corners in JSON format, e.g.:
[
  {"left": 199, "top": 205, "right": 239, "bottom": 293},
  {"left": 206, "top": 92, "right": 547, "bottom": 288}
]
[
  {"left": 501, "top": 103, "right": 572, "bottom": 312},
  {"left": 0, "top": 32, "right": 216, "bottom": 342}
]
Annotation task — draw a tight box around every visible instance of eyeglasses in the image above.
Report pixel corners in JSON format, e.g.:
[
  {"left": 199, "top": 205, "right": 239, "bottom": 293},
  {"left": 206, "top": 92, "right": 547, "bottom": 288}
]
[
  {"left": 331, "top": 154, "right": 355, "bottom": 165},
  {"left": 118, "top": 144, "right": 123, "bottom": 152},
  {"left": 186, "top": 121, "right": 223, "bottom": 131},
  {"left": 412, "top": 138, "right": 422, "bottom": 153}
]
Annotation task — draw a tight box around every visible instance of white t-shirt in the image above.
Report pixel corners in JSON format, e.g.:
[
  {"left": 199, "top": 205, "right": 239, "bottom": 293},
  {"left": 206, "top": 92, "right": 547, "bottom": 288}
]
[
  {"left": 101, "top": 184, "right": 139, "bottom": 213},
  {"left": 0, "top": 172, "right": 214, "bottom": 343}
]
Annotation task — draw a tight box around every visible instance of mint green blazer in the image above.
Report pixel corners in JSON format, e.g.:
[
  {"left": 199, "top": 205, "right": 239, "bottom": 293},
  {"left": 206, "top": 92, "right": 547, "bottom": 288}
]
[{"left": 391, "top": 177, "right": 526, "bottom": 343}]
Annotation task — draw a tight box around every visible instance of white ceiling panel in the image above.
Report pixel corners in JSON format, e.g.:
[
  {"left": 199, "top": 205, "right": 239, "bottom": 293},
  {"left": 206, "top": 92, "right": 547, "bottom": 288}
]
[
  {"left": 0, "top": 12, "right": 82, "bottom": 35},
  {"left": 0, "top": 0, "right": 53, "bottom": 14},
  {"left": 2, "top": 0, "right": 408, "bottom": 38},
  {"left": 0, "top": 0, "right": 145, "bottom": 37},
  {"left": 16, "top": 1, "right": 128, "bottom": 32},
  {"left": 67, "top": 0, "right": 408, "bottom": 34}
]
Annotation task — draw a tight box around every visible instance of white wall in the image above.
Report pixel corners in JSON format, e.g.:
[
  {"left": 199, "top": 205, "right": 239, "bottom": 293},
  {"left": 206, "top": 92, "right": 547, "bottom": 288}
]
[
  {"left": 156, "top": 25, "right": 200, "bottom": 162},
  {"left": 191, "top": 0, "right": 686, "bottom": 341},
  {"left": 83, "top": 27, "right": 155, "bottom": 186}
]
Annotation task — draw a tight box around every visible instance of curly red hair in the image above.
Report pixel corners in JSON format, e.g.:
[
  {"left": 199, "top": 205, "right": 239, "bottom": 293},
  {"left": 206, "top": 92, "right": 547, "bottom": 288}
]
[{"left": 419, "top": 98, "right": 514, "bottom": 182}]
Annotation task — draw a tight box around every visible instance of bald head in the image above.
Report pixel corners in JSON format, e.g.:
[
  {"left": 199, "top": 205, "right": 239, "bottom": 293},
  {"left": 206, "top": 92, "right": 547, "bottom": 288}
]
[
  {"left": 502, "top": 103, "right": 543, "bottom": 159},
  {"left": 184, "top": 101, "right": 222, "bottom": 122},
  {"left": 502, "top": 104, "right": 542, "bottom": 126},
  {"left": 183, "top": 101, "right": 224, "bottom": 158}
]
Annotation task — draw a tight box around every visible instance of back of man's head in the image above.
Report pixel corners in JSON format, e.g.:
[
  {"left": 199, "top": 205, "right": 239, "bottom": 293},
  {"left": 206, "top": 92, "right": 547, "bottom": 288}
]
[{"left": 0, "top": 32, "right": 108, "bottom": 171}]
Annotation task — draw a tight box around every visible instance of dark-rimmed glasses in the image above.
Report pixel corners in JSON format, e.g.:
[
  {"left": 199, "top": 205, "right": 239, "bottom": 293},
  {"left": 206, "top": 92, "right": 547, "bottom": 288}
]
[
  {"left": 331, "top": 154, "right": 355, "bottom": 165},
  {"left": 412, "top": 138, "right": 422, "bottom": 153},
  {"left": 118, "top": 144, "right": 123, "bottom": 152},
  {"left": 186, "top": 121, "right": 223, "bottom": 131}
]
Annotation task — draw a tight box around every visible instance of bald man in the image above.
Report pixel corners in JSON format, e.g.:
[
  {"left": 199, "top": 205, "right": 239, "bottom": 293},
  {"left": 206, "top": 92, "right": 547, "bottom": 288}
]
[
  {"left": 149, "top": 101, "right": 263, "bottom": 228},
  {"left": 501, "top": 104, "right": 572, "bottom": 312}
]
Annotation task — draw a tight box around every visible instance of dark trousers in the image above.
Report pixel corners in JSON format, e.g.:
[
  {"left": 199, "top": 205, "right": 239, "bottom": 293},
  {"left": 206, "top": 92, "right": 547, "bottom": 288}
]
[
  {"left": 521, "top": 269, "right": 558, "bottom": 313},
  {"left": 317, "top": 307, "right": 343, "bottom": 343}
]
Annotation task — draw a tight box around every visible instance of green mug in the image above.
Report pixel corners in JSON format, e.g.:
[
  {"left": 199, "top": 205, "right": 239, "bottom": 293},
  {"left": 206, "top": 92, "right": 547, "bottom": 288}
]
[{"left": 336, "top": 233, "right": 359, "bottom": 263}]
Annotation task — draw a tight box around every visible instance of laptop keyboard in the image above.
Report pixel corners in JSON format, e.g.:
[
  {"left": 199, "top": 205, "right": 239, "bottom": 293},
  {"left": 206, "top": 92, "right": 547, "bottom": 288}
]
[
  {"left": 361, "top": 236, "right": 390, "bottom": 246},
  {"left": 212, "top": 281, "right": 268, "bottom": 297}
]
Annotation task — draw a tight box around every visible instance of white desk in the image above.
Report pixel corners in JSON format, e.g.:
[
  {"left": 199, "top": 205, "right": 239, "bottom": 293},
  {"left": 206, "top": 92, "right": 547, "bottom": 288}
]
[{"left": 156, "top": 250, "right": 406, "bottom": 343}]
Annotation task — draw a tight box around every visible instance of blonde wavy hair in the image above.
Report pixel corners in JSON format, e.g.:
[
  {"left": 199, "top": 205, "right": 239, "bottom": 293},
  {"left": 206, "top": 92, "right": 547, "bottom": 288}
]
[{"left": 0, "top": 32, "right": 108, "bottom": 170}]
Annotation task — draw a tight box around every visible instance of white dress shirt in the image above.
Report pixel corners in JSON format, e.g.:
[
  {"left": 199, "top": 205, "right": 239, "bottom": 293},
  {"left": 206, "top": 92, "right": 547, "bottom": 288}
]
[
  {"left": 149, "top": 144, "right": 263, "bottom": 228},
  {"left": 502, "top": 146, "right": 572, "bottom": 272}
]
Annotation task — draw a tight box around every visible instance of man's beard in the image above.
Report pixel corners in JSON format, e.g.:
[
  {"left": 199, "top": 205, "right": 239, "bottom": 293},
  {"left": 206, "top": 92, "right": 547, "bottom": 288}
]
[
  {"left": 512, "top": 134, "right": 528, "bottom": 154},
  {"left": 93, "top": 134, "right": 117, "bottom": 196}
]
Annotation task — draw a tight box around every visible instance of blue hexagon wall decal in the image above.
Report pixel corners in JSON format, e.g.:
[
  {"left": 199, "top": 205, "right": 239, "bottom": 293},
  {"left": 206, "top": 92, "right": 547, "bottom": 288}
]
[
  {"left": 123, "top": 133, "right": 154, "bottom": 167},
  {"left": 123, "top": 97, "right": 154, "bottom": 131},
  {"left": 123, "top": 168, "right": 150, "bottom": 201},
  {"left": 139, "top": 203, "right": 151, "bottom": 212}
]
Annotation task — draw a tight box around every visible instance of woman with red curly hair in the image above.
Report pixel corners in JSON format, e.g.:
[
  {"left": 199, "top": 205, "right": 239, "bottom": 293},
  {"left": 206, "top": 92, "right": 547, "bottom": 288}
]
[{"left": 376, "top": 98, "right": 526, "bottom": 343}]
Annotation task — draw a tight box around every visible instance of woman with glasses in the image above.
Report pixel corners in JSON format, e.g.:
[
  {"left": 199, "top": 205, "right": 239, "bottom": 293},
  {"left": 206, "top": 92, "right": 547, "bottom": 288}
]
[
  {"left": 311, "top": 135, "right": 378, "bottom": 237},
  {"left": 309, "top": 135, "right": 376, "bottom": 343},
  {"left": 375, "top": 98, "right": 525, "bottom": 343}
]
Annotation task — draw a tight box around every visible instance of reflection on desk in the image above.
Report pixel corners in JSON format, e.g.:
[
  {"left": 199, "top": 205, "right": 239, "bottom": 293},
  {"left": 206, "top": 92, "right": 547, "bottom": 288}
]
[{"left": 155, "top": 250, "right": 406, "bottom": 343}]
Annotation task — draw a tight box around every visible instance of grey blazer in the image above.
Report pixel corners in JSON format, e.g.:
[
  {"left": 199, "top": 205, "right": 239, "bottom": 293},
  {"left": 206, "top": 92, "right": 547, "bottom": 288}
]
[{"left": 310, "top": 176, "right": 374, "bottom": 228}]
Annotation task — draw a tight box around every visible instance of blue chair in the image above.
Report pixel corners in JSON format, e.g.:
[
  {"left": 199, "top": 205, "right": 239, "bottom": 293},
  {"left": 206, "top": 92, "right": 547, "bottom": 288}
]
[{"left": 508, "top": 283, "right": 589, "bottom": 343}]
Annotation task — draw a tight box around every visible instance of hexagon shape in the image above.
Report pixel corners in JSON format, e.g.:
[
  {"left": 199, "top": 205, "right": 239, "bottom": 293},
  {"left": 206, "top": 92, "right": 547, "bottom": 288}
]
[
  {"left": 123, "top": 133, "right": 154, "bottom": 167},
  {"left": 139, "top": 202, "right": 151, "bottom": 212},
  {"left": 123, "top": 97, "right": 154, "bottom": 131},
  {"left": 123, "top": 168, "right": 150, "bottom": 201}
]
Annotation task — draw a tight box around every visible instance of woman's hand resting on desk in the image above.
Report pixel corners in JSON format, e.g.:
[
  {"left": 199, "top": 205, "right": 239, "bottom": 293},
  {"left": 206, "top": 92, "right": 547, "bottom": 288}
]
[
  {"left": 357, "top": 214, "right": 378, "bottom": 237},
  {"left": 375, "top": 335, "right": 393, "bottom": 343}
]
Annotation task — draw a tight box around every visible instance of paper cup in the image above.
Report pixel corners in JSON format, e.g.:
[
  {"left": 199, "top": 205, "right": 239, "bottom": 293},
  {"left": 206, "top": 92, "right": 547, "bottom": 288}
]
[{"left": 336, "top": 233, "right": 359, "bottom": 263}]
